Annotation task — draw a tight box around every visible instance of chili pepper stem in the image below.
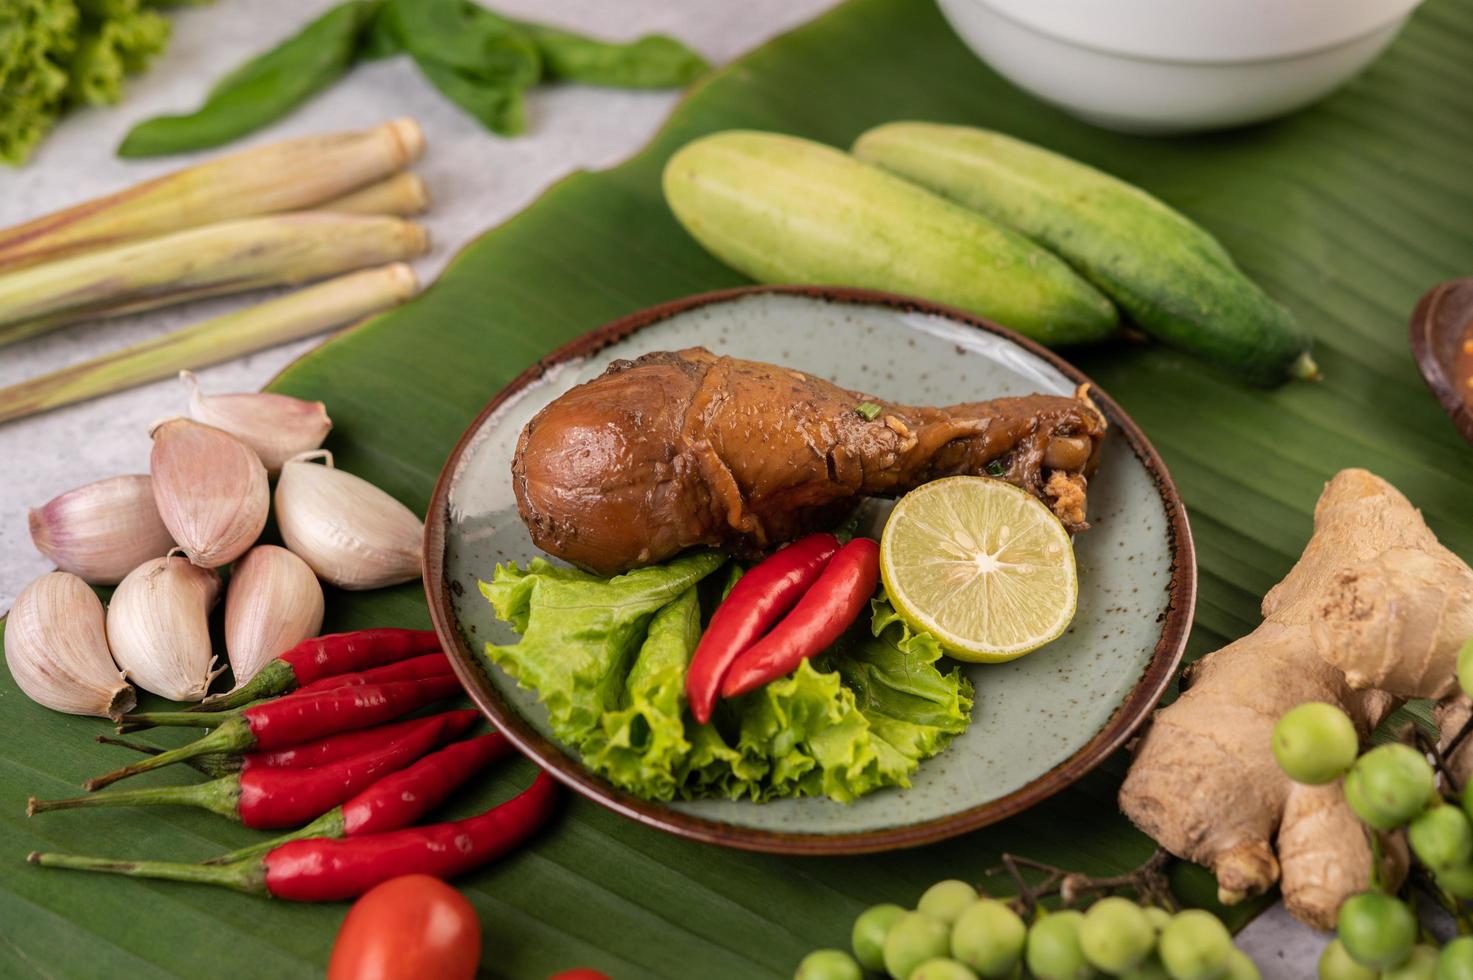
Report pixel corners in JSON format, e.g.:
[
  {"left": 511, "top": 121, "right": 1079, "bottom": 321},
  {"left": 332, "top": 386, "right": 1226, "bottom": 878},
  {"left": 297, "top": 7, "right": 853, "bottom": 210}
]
[
  {"left": 205, "top": 808, "right": 346, "bottom": 866},
  {"left": 196, "top": 661, "right": 296, "bottom": 712},
  {"left": 28, "top": 851, "right": 265, "bottom": 894},
  {"left": 119, "top": 708, "right": 242, "bottom": 730},
  {"left": 86, "top": 719, "right": 254, "bottom": 791},
  {"left": 92, "top": 735, "right": 240, "bottom": 775},
  {"left": 30, "top": 776, "right": 241, "bottom": 819}
]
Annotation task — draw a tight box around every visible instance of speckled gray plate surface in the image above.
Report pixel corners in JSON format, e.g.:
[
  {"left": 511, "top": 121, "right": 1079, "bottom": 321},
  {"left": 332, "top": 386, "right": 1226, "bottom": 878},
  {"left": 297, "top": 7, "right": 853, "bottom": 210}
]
[{"left": 426, "top": 286, "right": 1195, "bottom": 854}]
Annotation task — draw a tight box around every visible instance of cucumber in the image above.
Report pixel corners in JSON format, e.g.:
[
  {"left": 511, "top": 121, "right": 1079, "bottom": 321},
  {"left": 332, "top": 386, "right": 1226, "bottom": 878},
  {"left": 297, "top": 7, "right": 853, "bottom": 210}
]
[
  {"left": 853, "top": 122, "right": 1316, "bottom": 384},
  {"left": 661, "top": 130, "right": 1118, "bottom": 347}
]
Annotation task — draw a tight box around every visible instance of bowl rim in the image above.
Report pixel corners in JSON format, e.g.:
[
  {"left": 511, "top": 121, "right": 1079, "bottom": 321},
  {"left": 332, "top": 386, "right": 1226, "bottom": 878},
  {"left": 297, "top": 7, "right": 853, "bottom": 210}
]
[
  {"left": 940, "top": 0, "right": 1423, "bottom": 66},
  {"left": 423, "top": 283, "right": 1197, "bottom": 856},
  {"left": 1409, "top": 277, "right": 1473, "bottom": 447}
]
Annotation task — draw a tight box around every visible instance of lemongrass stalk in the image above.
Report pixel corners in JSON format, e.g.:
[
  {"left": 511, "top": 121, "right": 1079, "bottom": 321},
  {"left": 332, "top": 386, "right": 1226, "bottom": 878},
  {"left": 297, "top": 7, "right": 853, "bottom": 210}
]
[
  {"left": 0, "top": 119, "right": 425, "bottom": 273},
  {"left": 320, "top": 172, "right": 431, "bottom": 216},
  {"left": 0, "top": 213, "right": 429, "bottom": 347},
  {"left": 0, "top": 265, "right": 418, "bottom": 425}
]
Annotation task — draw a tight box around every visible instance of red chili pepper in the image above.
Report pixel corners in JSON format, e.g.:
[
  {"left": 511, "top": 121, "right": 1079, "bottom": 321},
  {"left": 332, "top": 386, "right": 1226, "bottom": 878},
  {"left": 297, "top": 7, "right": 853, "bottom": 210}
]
[
  {"left": 242, "top": 710, "right": 478, "bottom": 772},
  {"left": 87, "top": 676, "right": 464, "bottom": 790},
  {"left": 123, "top": 653, "right": 457, "bottom": 736},
  {"left": 96, "top": 710, "right": 479, "bottom": 776},
  {"left": 206, "top": 733, "right": 513, "bottom": 865},
  {"left": 719, "top": 537, "right": 880, "bottom": 699},
  {"left": 685, "top": 533, "right": 840, "bottom": 724},
  {"left": 29, "top": 771, "right": 559, "bottom": 901},
  {"left": 292, "top": 652, "right": 452, "bottom": 697},
  {"left": 198, "top": 628, "right": 442, "bottom": 712},
  {"left": 33, "top": 708, "right": 464, "bottom": 828}
]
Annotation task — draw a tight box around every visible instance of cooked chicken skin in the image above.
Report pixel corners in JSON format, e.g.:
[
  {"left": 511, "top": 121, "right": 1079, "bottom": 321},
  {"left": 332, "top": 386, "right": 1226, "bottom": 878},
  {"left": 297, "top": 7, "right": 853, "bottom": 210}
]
[{"left": 513, "top": 348, "right": 1106, "bottom": 575}]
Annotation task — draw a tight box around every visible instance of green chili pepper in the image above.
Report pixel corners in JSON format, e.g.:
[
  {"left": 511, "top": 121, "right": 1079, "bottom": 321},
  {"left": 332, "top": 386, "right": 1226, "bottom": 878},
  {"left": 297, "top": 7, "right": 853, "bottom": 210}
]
[
  {"left": 118, "top": 0, "right": 383, "bottom": 157},
  {"left": 518, "top": 23, "right": 708, "bottom": 88},
  {"left": 856, "top": 401, "right": 882, "bottom": 421}
]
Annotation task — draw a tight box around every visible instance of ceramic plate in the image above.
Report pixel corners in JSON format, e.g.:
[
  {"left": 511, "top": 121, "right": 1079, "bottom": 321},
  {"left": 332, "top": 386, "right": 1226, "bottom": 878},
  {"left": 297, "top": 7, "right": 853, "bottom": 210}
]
[{"left": 425, "top": 286, "right": 1195, "bottom": 854}]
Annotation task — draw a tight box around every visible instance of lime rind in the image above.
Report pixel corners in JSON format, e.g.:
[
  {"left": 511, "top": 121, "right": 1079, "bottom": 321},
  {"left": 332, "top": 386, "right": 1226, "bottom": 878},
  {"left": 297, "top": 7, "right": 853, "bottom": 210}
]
[{"left": 879, "top": 476, "right": 1078, "bottom": 663}]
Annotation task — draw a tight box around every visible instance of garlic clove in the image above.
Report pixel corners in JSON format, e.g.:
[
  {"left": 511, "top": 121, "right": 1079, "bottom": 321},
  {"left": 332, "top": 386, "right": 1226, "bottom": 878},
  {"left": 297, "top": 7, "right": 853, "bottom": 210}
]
[
  {"left": 28, "top": 474, "right": 176, "bottom": 585},
  {"left": 182, "top": 371, "right": 332, "bottom": 476},
  {"left": 5, "top": 572, "right": 135, "bottom": 719},
  {"left": 107, "top": 554, "right": 223, "bottom": 702},
  {"left": 150, "top": 418, "right": 269, "bottom": 568},
  {"left": 225, "top": 545, "right": 324, "bottom": 689},
  {"left": 275, "top": 450, "right": 424, "bottom": 590}
]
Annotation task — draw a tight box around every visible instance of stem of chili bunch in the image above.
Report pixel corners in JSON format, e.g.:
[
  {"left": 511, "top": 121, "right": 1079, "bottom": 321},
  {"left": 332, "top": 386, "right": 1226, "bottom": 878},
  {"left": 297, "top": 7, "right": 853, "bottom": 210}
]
[
  {"left": 27, "top": 851, "right": 265, "bottom": 894},
  {"left": 85, "top": 719, "right": 254, "bottom": 790},
  {"left": 29, "top": 776, "right": 242, "bottom": 819},
  {"left": 93, "top": 735, "right": 240, "bottom": 776}
]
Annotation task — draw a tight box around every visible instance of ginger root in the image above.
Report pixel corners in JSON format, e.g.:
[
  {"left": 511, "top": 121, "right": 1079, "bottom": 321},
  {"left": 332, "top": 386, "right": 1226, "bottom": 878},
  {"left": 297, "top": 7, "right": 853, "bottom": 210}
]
[
  {"left": 1437, "top": 694, "right": 1473, "bottom": 785},
  {"left": 1120, "top": 469, "right": 1472, "bottom": 928}
]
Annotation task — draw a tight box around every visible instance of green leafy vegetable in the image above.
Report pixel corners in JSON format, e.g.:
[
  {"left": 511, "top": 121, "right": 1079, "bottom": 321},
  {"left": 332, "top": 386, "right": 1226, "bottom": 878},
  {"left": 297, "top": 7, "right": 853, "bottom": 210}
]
[
  {"left": 479, "top": 551, "right": 725, "bottom": 743},
  {"left": 1, "top": 0, "right": 187, "bottom": 166},
  {"left": 68, "top": 0, "right": 168, "bottom": 105},
  {"left": 118, "top": 0, "right": 378, "bottom": 157},
  {"left": 119, "top": 0, "right": 710, "bottom": 155},
  {"left": 856, "top": 401, "right": 882, "bottom": 420},
  {"left": 582, "top": 585, "right": 701, "bottom": 802},
  {"left": 370, "top": 0, "right": 540, "bottom": 136},
  {"left": 481, "top": 557, "right": 973, "bottom": 804},
  {"left": 519, "top": 21, "right": 708, "bottom": 88},
  {"left": 707, "top": 598, "right": 973, "bottom": 803}
]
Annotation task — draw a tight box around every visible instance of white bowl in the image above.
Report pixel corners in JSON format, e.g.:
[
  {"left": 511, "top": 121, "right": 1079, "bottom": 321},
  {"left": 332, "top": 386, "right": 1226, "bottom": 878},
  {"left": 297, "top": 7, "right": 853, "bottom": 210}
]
[{"left": 936, "top": 0, "right": 1424, "bottom": 134}]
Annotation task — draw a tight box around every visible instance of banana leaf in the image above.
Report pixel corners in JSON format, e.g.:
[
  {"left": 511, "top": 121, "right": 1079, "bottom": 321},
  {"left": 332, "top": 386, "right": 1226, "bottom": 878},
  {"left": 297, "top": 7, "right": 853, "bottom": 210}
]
[{"left": 4, "top": 0, "right": 1473, "bottom": 974}]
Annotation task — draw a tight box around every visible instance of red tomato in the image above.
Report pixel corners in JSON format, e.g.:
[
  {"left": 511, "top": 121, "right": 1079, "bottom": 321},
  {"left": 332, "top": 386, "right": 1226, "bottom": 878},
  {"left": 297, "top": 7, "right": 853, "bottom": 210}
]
[
  {"left": 328, "top": 875, "right": 481, "bottom": 980},
  {"left": 548, "top": 972, "right": 612, "bottom": 980}
]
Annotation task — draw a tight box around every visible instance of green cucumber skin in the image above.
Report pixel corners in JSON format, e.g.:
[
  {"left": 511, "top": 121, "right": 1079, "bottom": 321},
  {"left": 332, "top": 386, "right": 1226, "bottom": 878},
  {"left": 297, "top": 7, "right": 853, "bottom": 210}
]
[
  {"left": 853, "top": 122, "right": 1313, "bottom": 385},
  {"left": 662, "top": 130, "right": 1118, "bottom": 347}
]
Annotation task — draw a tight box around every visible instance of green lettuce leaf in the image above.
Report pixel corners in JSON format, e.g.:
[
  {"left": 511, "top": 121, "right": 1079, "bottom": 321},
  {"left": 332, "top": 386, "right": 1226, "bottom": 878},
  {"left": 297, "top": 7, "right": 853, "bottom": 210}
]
[
  {"left": 2, "top": 0, "right": 201, "bottom": 164},
  {"left": 0, "top": 0, "right": 78, "bottom": 165},
  {"left": 581, "top": 585, "right": 700, "bottom": 801},
  {"left": 479, "top": 551, "right": 724, "bottom": 744},
  {"left": 66, "top": 4, "right": 169, "bottom": 106},
  {"left": 481, "top": 554, "right": 974, "bottom": 804}
]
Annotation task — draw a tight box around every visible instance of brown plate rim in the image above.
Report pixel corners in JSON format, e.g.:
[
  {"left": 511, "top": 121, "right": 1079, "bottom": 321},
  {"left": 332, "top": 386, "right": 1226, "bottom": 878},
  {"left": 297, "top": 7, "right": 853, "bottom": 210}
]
[
  {"left": 423, "top": 283, "right": 1197, "bottom": 856},
  {"left": 1409, "top": 277, "right": 1473, "bottom": 447}
]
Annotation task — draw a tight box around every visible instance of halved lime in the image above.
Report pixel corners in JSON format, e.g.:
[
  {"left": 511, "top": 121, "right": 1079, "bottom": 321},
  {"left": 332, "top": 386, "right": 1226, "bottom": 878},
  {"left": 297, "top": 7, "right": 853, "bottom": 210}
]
[{"left": 880, "top": 476, "right": 1077, "bottom": 662}]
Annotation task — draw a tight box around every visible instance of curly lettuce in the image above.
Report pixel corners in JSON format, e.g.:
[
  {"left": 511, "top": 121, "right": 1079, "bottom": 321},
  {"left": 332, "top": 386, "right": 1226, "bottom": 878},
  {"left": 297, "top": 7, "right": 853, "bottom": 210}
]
[
  {"left": 581, "top": 585, "right": 701, "bottom": 802},
  {"left": 481, "top": 556, "right": 973, "bottom": 804},
  {"left": 1, "top": 0, "right": 187, "bottom": 165},
  {"left": 479, "top": 551, "right": 724, "bottom": 744}
]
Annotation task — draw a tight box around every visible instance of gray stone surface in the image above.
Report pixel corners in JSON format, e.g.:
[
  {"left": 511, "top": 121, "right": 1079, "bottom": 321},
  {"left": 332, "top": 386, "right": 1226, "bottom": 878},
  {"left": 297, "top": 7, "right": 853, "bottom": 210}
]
[{"left": 0, "top": 1, "right": 1323, "bottom": 973}]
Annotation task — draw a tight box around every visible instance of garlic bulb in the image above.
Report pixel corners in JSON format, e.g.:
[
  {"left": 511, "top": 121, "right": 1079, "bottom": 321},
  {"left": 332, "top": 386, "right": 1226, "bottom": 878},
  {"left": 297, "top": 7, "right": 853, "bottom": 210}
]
[
  {"left": 275, "top": 450, "right": 423, "bottom": 590},
  {"left": 150, "top": 418, "right": 268, "bottom": 568},
  {"left": 182, "top": 371, "right": 332, "bottom": 476},
  {"left": 28, "top": 474, "right": 176, "bottom": 585},
  {"left": 5, "top": 572, "right": 135, "bottom": 718},
  {"left": 107, "top": 555, "right": 222, "bottom": 701},
  {"left": 225, "top": 545, "right": 324, "bottom": 688}
]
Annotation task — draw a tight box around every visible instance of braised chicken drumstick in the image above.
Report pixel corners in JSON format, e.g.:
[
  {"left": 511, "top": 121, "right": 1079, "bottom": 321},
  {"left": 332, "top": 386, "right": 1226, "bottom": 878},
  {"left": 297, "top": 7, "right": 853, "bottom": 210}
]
[{"left": 513, "top": 348, "right": 1106, "bottom": 575}]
